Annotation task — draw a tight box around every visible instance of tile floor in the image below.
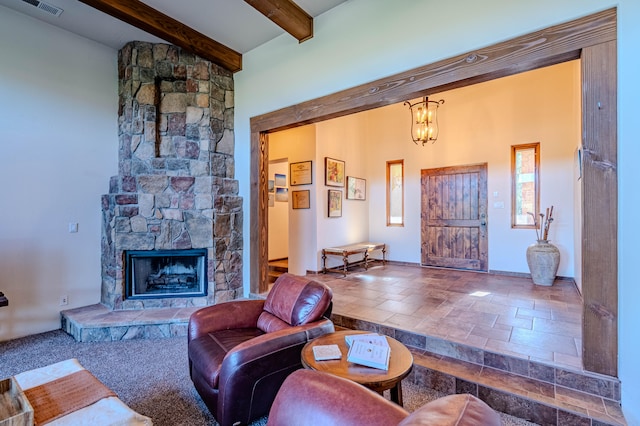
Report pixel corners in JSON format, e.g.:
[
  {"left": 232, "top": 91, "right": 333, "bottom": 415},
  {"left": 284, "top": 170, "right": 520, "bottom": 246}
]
[{"left": 310, "top": 263, "right": 583, "bottom": 371}]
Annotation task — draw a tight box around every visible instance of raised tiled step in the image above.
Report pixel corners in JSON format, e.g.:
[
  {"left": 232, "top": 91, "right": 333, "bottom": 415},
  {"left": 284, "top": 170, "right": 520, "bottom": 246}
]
[
  {"left": 332, "top": 313, "right": 625, "bottom": 426},
  {"left": 61, "top": 303, "right": 200, "bottom": 342}
]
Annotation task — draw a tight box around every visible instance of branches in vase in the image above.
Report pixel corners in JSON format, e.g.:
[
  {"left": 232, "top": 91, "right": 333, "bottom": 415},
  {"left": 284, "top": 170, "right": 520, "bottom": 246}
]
[{"left": 528, "top": 206, "right": 554, "bottom": 242}]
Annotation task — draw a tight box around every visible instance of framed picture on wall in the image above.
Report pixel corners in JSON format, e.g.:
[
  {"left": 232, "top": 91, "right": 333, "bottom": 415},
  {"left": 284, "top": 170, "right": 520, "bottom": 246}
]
[
  {"left": 292, "top": 190, "right": 310, "bottom": 209},
  {"left": 275, "top": 173, "right": 287, "bottom": 187},
  {"left": 325, "top": 157, "right": 345, "bottom": 187},
  {"left": 328, "top": 189, "right": 342, "bottom": 217},
  {"left": 346, "top": 176, "right": 366, "bottom": 200},
  {"left": 290, "top": 161, "right": 312, "bottom": 186},
  {"left": 275, "top": 187, "right": 288, "bottom": 202}
]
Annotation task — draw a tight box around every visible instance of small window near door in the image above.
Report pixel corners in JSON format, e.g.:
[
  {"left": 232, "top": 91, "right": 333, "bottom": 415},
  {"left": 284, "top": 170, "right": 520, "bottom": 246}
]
[
  {"left": 387, "top": 160, "right": 404, "bottom": 226},
  {"left": 511, "top": 143, "right": 540, "bottom": 228}
]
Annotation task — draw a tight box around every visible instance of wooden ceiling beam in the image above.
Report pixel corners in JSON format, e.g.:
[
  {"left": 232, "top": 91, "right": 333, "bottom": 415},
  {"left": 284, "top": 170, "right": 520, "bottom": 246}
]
[
  {"left": 245, "top": 0, "right": 313, "bottom": 43},
  {"left": 79, "top": 0, "right": 242, "bottom": 72}
]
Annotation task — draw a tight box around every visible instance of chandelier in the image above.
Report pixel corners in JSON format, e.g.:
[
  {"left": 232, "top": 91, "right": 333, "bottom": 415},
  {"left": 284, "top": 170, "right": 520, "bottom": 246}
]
[{"left": 404, "top": 97, "right": 444, "bottom": 145}]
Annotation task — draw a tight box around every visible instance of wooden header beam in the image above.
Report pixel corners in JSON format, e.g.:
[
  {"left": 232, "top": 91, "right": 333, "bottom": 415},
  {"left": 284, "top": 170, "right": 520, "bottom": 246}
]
[
  {"left": 79, "top": 0, "right": 243, "bottom": 72},
  {"left": 245, "top": 0, "right": 313, "bottom": 43}
]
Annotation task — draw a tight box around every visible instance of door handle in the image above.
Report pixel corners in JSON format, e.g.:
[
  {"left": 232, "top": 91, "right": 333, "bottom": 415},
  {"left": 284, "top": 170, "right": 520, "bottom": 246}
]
[{"left": 481, "top": 220, "right": 486, "bottom": 226}]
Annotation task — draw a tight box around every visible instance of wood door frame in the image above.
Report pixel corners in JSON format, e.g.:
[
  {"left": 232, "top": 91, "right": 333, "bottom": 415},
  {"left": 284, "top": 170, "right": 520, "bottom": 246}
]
[{"left": 250, "top": 9, "right": 617, "bottom": 376}]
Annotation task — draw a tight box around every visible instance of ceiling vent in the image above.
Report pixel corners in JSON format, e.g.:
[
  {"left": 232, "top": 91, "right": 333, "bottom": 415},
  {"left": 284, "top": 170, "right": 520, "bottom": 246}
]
[{"left": 21, "top": 0, "right": 64, "bottom": 17}]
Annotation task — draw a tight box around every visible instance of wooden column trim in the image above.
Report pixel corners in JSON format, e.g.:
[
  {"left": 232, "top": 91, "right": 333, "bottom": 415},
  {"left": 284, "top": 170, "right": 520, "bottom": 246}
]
[
  {"left": 581, "top": 40, "right": 618, "bottom": 376},
  {"left": 250, "top": 131, "right": 270, "bottom": 294}
]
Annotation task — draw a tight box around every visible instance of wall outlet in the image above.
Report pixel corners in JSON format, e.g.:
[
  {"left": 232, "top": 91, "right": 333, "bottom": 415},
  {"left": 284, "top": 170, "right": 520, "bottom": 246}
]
[
  {"left": 68, "top": 223, "right": 78, "bottom": 233},
  {"left": 59, "top": 295, "right": 68, "bottom": 306}
]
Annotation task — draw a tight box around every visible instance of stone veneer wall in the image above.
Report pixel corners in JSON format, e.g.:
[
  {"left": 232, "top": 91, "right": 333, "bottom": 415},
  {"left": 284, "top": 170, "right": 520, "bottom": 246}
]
[{"left": 101, "top": 41, "right": 242, "bottom": 310}]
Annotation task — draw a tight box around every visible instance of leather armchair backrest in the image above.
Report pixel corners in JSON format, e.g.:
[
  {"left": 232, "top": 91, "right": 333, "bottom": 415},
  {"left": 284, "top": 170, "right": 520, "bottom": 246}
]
[{"left": 258, "top": 274, "right": 333, "bottom": 332}]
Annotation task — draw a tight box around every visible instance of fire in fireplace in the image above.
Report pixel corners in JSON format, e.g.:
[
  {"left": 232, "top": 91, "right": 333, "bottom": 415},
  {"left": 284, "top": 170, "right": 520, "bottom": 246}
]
[{"left": 125, "top": 249, "right": 207, "bottom": 300}]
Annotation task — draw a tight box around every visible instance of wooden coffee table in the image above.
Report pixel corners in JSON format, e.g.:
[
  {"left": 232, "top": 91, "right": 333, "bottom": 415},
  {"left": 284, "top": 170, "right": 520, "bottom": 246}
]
[{"left": 301, "top": 330, "right": 413, "bottom": 406}]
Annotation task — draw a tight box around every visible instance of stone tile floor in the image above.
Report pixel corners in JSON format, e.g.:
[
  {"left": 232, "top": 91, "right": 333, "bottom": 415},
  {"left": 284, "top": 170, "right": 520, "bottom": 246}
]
[
  {"left": 311, "top": 263, "right": 627, "bottom": 425},
  {"left": 311, "top": 263, "right": 583, "bottom": 371}
]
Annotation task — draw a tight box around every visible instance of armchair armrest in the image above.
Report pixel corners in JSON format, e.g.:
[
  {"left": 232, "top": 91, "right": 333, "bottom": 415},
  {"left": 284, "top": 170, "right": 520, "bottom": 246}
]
[
  {"left": 220, "top": 318, "right": 334, "bottom": 376},
  {"left": 267, "top": 369, "right": 409, "bottom": 426},
  {"left": 217, "top": 319, "right": 335, "bottom": 425},
  {"left": 188, "top": 299, "right": 266, "bottom": 341}
]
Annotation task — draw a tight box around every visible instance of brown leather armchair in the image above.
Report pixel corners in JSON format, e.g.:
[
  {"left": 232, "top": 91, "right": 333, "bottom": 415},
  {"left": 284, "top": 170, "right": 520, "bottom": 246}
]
[
  {"left": 187, "top": 273, "right": 334, "bottom": 426},
  {"left": 267, "top": 369, "right": 501, "bottom": 426}
]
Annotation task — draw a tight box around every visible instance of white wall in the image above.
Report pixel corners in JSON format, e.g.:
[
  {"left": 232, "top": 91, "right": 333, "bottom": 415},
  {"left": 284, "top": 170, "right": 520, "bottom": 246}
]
[
  {"left": 274, "top": 62, "right": 578, "bottom": 275},
  {"left": 268, "top": 125, "right": 317, "bottom": 275},
  {"left": 315, "top": 115, "right": 369, "bottom": 270},
  {"left": 617, "top": 1, "right": 640, "bottom": 423},
  {"left": 0, "top": 6, "right": 117, "bottom": 340},
  {"left": 235, "top": 0, "right": 640, "bottom": 422},
  {"left": 363, "top": 62, "right": 579, "bottom": 275}
]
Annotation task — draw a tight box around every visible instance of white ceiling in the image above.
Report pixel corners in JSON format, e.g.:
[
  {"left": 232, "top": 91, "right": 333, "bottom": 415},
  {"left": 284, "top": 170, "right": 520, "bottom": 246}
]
[{"left": 0, "top": 0, "right": 348, "bottom": 54}]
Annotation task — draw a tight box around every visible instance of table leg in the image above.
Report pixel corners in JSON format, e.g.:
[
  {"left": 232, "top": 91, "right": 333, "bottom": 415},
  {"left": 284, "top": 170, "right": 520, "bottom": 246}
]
[
  {"left": 390, "top": 381, "right": 403, "bottom": 406},
  {"left": 322, "top": 250, "right": 327, "bottom": 273},
  {"left": 342, "top": 251, "right": 348, "bottom": 276},
  {"left": 382, "top": 245, "right": 386, "bottom": 265}
]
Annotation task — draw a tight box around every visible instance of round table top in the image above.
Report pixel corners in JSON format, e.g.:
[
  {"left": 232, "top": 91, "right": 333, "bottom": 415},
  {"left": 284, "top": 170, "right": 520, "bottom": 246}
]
[{"left": 301, "top": 330, "right": 414, "bottom": 392}]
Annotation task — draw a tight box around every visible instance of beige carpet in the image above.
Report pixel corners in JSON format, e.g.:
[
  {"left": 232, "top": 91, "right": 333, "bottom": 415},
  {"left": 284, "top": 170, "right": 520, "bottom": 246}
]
[{"left": 0, "top": 330, "right": 536, "bottom": 425}]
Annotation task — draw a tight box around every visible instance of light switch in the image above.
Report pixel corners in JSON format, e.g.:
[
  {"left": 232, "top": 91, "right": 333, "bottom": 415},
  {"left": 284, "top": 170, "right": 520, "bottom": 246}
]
[
  {"left": 68, "top": 222, "right": 78, "bottom": 233},
  {"left": 493, "top": 191, "right": 499, "bottom": 198}
]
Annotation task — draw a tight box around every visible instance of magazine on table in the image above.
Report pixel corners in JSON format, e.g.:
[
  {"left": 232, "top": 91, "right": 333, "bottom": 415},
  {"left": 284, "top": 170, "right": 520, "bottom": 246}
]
[
  {"left": 344, "top": 333, "right": 390, "bottom": 349},
  {"left": 346, "top": 339, "right": 391, "bottom": 370}
]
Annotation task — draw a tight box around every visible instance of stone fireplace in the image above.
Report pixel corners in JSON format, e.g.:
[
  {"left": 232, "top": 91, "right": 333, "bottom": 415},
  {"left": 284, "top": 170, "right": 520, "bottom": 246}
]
[{"left": 100, "top": 41, "right": 242, "bottom": 311}]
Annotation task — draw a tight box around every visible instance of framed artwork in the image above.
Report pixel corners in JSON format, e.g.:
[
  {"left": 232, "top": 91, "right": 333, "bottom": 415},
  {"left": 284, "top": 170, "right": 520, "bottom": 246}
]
[
  {"left": 275, "top": 173, "right": 287, "bottom": 187},
  {"left": 346, "top": 176, "right": 366, "bottom": 200},
  {"left": 268, "top": 180, "right": 275, "bottom": 193},
  {"left": 290, "top": 161, "right": 312, "bottom": 186},
  {"left": 292, "top": 190, "right": 310, "bottom": 209},
  {"left": 275, "top": 187, "right": 288, "bottom": 202},
  {"left": 325, "top": 157, "right": 345, "bottom": 187},
  {"left": 268, "top": 194, "right": 275, "bottom": 207},
  {"left": 328, "top": 189, "right": 342, "bottom": 217}
]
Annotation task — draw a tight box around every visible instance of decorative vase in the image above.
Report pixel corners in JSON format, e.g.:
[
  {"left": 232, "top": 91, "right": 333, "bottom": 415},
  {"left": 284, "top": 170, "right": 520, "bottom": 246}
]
[{"left": 526, "top": 240, "right": 560, "bottom": 286}]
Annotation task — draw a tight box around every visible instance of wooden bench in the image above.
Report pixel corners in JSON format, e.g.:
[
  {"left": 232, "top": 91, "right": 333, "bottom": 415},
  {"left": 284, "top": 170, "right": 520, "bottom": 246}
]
[{"left": 322, "top": 242, "right": 386, "bottom": 276}]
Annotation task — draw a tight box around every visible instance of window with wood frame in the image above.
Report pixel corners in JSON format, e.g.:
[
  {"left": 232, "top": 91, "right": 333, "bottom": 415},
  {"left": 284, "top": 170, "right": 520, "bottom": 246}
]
[
  {"left": 511, "top": 143, "right": 540, "bottom": 228},
  {"left": 387, "top": 160, "right": 404, "bottom": 226}
]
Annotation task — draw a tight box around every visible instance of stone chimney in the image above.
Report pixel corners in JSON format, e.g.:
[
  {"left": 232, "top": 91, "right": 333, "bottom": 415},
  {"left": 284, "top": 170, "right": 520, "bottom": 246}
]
[{"left": 100, "top": 42, "right": 242, "bottom": 310}]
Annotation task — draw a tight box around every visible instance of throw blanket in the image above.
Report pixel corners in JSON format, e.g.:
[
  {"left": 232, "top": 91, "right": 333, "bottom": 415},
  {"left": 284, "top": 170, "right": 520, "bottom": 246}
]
[
  {"left": 14, "top": 358, "right": 153, "bottom": 426},
  {"left": 24, "top": 370, "right": 116, "bottom": 425}
]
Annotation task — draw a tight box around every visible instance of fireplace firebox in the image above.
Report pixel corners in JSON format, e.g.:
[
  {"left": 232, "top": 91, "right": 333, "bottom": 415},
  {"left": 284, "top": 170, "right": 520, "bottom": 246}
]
[{"left": 125, "top": 249, "right": 207, "bottom": 300}]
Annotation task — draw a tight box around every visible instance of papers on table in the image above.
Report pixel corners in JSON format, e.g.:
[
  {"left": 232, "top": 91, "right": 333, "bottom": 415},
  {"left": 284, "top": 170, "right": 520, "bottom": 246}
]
[
  {"left": 345, "top": 333, "right": 391, "bottom": 370},
  {"left": 345, "top": 333, "right": 389, "bottom": 349}
]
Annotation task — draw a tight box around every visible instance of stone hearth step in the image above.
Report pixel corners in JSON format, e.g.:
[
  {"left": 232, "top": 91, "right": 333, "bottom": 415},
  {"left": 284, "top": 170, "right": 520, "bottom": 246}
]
[{"left": 61, "top": 304, "right": 201, "bottom": 342}]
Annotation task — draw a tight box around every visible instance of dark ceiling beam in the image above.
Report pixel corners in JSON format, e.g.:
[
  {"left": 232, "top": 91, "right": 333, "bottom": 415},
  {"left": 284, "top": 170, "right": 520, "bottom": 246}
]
[
  {"left": 79, "top": 0, "right": 242, "bottom": 72},
  {"left": 245, "top": 0, "right": 313, "bottom": 43}
]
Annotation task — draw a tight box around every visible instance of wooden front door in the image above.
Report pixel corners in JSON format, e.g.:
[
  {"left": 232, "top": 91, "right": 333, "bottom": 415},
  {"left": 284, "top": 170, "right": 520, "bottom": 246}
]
[{"left": 421, "top": 163, "right": 488, "bottom": 271}]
